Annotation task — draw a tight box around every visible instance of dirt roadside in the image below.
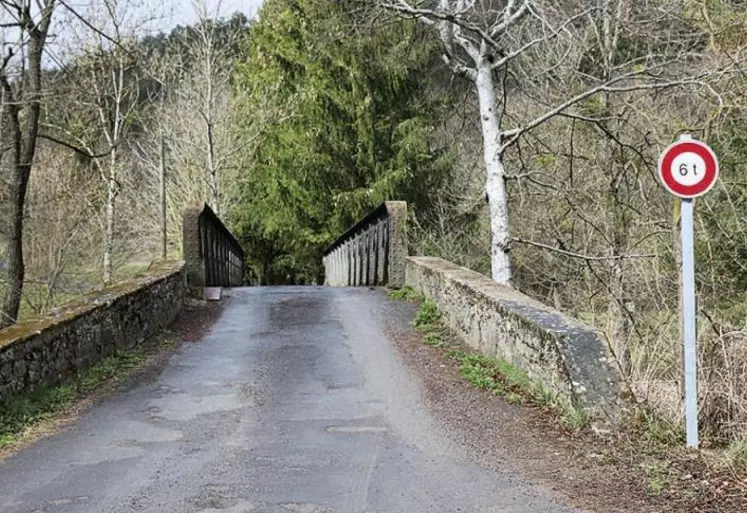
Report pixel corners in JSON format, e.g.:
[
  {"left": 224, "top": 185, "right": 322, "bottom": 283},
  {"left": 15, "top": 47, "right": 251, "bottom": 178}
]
[{"left": 385, "top": 300, "right": 747, "bottom": 513}]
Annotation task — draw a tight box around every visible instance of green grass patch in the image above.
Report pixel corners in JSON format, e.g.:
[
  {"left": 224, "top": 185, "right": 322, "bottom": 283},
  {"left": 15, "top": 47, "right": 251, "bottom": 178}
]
[
  {"left": 423, "top": 333, "right": 445, "bottom": 347},
  {"left": 77, "top": 351, "right": 147, "bottom": 393},
  {"left": 411, "top": 299, "right": 591, "bottom": 428},
  {"left": 630, "top": 409, "right": 685, "bottom": 449},
  {"left": 388, "top": 286, "right": 423, "bottom": 302},
  {"left": 414, "top": 299, "right": 441, "bottom": 332},
  {"left": 0, "top": 346, "right": 150, "bottom": 449},
  {"left": 495, "top": 358, "right": 533, "bottom": 391},
  {"left": 458, "top": 353, "right": 506, "bottom": 394},
  {"left": 725, "top": 437, "right": 747, "bottom": 472},
  {"left": 643, "top": 458, "right": 671, "bottom": 496},
  {"left": 563, "top": 405, "right": 592, "bottom": 430},
  {"left": 449, "top": 349, "right": 555, "bottom": 407}
]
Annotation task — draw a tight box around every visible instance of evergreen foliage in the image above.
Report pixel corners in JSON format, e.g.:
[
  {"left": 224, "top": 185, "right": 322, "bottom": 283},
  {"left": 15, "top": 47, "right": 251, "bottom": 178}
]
[{"left": 229, "top": 0, "right": 452, "bottom": 284}]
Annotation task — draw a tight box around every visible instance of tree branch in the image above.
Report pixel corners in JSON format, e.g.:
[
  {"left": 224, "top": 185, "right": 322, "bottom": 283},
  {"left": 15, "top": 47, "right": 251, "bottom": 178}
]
[
  {"left": 512, "top": 238, "right": 656, "bottom": 261},
  {"left": 501, "top": 74, "right": 710, "bottom": 151},
  {"left": 382, "top": 1, "right": 502, "bottom": 50},
  {"left": 491, "top": 8, "right": 592, "bottom": 70},
  {"left": 38, "top": 133, "right": 116, "bottom": 159},
  {"left": 489, "top": 0, "right": 531, "bottom": 37}
]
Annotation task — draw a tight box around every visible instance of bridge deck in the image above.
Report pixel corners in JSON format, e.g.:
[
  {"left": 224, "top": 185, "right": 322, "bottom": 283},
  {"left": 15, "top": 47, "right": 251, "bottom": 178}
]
[{"left": 0, "top": 287, "right": 581, "bottom": 513}]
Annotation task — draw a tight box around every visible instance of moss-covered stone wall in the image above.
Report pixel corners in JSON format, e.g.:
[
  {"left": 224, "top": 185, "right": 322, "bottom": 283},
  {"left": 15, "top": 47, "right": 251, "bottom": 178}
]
[{"left": 0, "top": 261, "right": 186, "bottom": 401}]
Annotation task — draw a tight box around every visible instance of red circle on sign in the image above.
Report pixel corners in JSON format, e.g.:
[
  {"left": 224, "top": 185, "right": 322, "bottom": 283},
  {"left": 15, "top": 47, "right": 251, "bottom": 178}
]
[{"left": 658, "top": 140, "right": 719, "bottom": 199}]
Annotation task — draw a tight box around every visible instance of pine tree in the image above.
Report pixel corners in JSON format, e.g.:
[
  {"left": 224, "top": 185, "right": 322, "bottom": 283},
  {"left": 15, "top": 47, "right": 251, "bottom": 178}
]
[{"left": 230, "top": 0, "right": 452, "bottom": 284}]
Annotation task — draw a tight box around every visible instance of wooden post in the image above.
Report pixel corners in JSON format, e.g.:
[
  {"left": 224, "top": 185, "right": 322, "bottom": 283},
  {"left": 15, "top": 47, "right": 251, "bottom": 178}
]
[{"left": 159, "top": 134, "right": 167, "bottom": 260}]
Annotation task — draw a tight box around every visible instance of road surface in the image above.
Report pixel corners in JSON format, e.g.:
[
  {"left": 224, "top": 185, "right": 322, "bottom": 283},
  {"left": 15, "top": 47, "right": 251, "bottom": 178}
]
[{"left": 0, "top": 287, "right": 582, "bottom": 513}]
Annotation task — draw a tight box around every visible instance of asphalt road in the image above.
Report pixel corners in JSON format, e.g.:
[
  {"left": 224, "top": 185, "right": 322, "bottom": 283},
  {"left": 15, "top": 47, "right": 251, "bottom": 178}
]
[{"left": 0, "top": 287, "right": 583, "bottom": 513}]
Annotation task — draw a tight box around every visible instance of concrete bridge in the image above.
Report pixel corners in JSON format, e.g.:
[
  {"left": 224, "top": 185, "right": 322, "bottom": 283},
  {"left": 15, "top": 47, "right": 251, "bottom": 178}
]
[{"left": 0, "top": 202, "right": 624, "bottom": 513}]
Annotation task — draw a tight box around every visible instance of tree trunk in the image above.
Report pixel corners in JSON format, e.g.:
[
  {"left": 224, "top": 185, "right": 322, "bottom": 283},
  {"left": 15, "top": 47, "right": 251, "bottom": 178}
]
[
  {"left": 103, "top": 169, "right": 117, "bottom": 285},
  {"left": 203, "top": 34, "right": 219, "bottom": 217},
  {"left": 0, "top": 1, "right": 54, "bottom": 327},
  {"left": 103, "top": 56, "right": 124, "bottom": 286},
  {"left": 160, "top": 135, "right": 167, "bottom": 259},
  {"left": 207, "top": 121, "right": 218, "bottom": 215},
  {"left": 475, "top": 59, "right": 512, "bottom": 285},
  {"left": 603, "top": 127, "right": 633, "bottom": 376},
  {"left": 607, "top": 250, "right": 632, "bottom": 375},
  {"left": 1, "top": 165, "right": 29, "bottom": 328}
]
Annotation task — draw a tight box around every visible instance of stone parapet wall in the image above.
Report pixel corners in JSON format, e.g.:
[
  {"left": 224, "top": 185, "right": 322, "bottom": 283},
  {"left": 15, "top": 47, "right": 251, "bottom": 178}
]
[
  {"left": 323, "top": 201, "right": 407, "bottom": 288},
  {"left": 0, "top": 261, "right": 186, "bottom": 402},
  {"left": 405, "top": 256, "right": 626, "bottom": 425}
]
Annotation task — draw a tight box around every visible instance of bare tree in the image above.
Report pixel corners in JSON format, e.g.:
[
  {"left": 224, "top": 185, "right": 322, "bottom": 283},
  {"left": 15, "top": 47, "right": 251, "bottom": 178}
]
[
  {"left": 0, "top": 0, "right": 56, "bottom": 328},
  {"left": 132, "top": 4, "right": 257, "bottom": 258},
  {"left": 47, "top": 0, "right": 153, "bottom": 285},
  {"left": 23, "top": 144, "right": 100, "bottom": 314},
  {"left": 163, "top": 1, "right": 246, "bottom": 217},
  {"left": 193, "top": 0, "right": 229, "bottom": 215},
  {"left": 383, "top": 0, "right": 715, "bottom": 285}
]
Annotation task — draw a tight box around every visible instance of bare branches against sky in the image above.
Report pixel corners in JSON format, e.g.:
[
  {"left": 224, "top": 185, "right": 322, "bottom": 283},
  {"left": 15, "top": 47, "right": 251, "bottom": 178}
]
[{"left": 163, "top": 0, "right": 262, "bottom": 31}]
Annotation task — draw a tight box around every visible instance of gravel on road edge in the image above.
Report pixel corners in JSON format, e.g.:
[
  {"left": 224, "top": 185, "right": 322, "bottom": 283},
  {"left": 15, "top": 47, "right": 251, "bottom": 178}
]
[{"left": 383, "top": 296, "right": 747, "bottom": 513}]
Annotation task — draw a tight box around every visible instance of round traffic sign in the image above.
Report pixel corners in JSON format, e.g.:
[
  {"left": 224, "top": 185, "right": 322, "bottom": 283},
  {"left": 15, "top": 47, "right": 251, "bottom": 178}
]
[{"left": 658, "top": 138, "right": 719, "bottom": 199}]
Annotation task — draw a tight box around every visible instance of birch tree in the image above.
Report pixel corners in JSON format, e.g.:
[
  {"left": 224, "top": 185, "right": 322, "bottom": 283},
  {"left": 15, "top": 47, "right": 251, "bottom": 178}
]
[
  {"left": 133, "top": 6, "right": 250, "bottom": 258},
  {"left": 48, "top": 0, "right": 151, "bottom": 285},
  {"left": 160, "top": 2, "right": 246, "bottom": 218},
  {"left": 383, "top": 0, "right": 714, "bottom": 285}
]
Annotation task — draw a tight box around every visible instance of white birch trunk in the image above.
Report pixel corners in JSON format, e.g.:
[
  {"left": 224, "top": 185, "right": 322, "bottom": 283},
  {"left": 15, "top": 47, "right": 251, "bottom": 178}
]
[
  {"left": 103, "top": 164, "right": 116, "bottom": 285},
  {"left": 102, "top": 57, "right": 125, "bottom": 285},
  {"left": 202, "top": 29, "right": 220, "bottom": 216},
  {"left": 475, "top": 58, "right": 512, "bottom": 285}
]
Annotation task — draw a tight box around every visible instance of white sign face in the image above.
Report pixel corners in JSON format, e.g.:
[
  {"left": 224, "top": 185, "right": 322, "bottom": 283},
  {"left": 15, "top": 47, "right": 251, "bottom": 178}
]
[{"left": 671, "top": 151, "right": 707, "bottom": 187}]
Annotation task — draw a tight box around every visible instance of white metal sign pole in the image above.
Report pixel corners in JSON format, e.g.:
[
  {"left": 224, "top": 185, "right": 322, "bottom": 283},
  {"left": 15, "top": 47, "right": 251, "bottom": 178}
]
[
  {"left": 678, "top": 133, "right": 699, "bottom": 449},
  {"left": 660, "top": 133, "right": 717, "bottom": 449},
  {"left": 681, "top": 196, "right": 698, "bottom": 448}
]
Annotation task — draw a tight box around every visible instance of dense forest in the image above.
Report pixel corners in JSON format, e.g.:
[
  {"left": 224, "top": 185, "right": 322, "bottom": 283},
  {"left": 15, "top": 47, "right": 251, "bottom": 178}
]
[{"left": 2, "top": 0, "right": 747, "bottom": 444}]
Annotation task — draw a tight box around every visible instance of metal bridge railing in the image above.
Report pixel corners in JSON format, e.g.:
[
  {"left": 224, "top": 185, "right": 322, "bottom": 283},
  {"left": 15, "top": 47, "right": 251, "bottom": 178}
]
[
  {"left": 183, "top": 203, "right": 245, "bottom": 288},
  {"left": 322, "top": 202, "right": 408, "bottom": 288}
]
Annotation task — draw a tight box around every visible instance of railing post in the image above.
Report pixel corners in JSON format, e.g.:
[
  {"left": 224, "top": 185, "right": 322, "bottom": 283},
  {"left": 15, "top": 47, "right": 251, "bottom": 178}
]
[
  {"left": 222, "top": 232, "right": 228, "bottom": 286},
  {"left": 371, "top": 221, "right": 379, "bottom": 286},
  {"left": 353, "top": 235, "right": 360, "bottom": 286},
  {"left": 336, "top": 248, "right": 342, "bottom": 286},
  {"left": 183, "top": 205, "right": 206, "bottom": 290},
  {"left": 362, "top": 231, "right": 369, "bottom": 286},
  {"left": 377, "top": 219, "right": 386, "bottom": 285},
  {"left": 324, "top": 251, "right": 331, "bottom": 286},
  {"left": 340, "top": 247, "right": 344, "bottom": 286},
  {"left": 384, "top": 201, "right": 407, "bottom": 288},
  {"left": 346, "top": 242, "right": 352, "bottom": 286},
  {"left": 368, "top": 225, "right": 376, "bottom": 286},
  {"left": 330, "top": 248, "right": 336, "bottom": 286},
  {"left": 361, "top": 235, "right": 367, "bottom": 286}
]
